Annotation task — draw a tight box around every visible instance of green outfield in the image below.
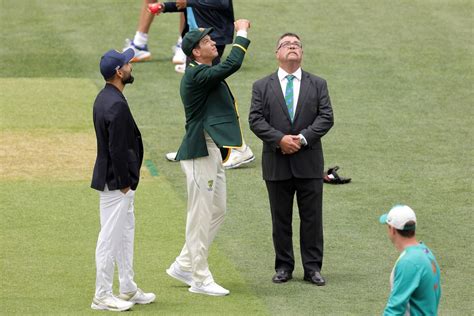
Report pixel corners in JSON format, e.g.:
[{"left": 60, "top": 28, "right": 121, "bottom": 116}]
[{"left": 1, "top": 0, "right": 472, "bottom": 314}]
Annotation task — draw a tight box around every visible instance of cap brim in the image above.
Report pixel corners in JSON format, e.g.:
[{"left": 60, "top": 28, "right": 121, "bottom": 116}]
[
  {"left": 379, "top": 214, "right": 388, "bottom": 224},
  {"left": 122, "top": 48, "right": 135, "bottom": 63},
  {"left": 198, "top": 27, "right": 214, "bottom": 43}
]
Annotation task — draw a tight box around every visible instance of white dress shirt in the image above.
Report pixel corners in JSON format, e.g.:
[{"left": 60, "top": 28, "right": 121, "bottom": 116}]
[{"left": 277, "top": 67, "right": 307, "bottom": 145}]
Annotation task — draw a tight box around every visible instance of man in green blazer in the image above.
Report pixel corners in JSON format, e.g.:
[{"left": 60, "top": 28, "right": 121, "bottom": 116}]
[{"left": 165, "top": 20, "right": 251, "bottom": 296}]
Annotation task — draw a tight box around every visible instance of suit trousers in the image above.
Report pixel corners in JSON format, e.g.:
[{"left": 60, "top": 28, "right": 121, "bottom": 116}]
[
  {"left": 265, "top": 178, "right": 324, "bottom": 274},
  {"left": 176, "top": 133, "right": 226, "bottom": 285},
  {"left": 94, "top": 186, "right": 137, "bottom": 297}
]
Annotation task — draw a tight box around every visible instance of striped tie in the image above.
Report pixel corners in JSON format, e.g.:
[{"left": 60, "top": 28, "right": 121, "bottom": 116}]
[{"left": 285, "top": 75, "right": 295, "bottom": 121}]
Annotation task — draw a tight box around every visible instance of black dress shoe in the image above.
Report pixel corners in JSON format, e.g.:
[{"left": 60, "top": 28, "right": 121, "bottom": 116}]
[
  {"left": 272, "top": 270, "right": 292, "bottom": 283},
  {"left": 304, "top": 271, "right": 326, "bottom": 286}
]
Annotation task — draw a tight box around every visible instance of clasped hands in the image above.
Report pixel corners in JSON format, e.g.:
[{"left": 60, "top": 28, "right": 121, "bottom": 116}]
[{"left": 279, "top": 135, "right": 301, "bottom": 155}]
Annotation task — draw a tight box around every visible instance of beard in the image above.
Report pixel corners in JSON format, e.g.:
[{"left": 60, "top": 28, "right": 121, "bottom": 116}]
[{"left": 122, "top": 74, "right": 134, "bottom": 85}]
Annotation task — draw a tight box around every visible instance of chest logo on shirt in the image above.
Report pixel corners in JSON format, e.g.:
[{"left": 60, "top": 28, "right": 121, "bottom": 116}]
[{"left": 207, "top": 180, "right": 214, "bottom": 191}]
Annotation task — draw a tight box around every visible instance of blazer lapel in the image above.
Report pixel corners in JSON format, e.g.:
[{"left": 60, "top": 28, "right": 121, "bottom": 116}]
[
  {"left": 269, "top": 72, "right": 292, "bottom": 122},
  {"left": 293, "top": 71, "right": 310, "bottom": 122}
]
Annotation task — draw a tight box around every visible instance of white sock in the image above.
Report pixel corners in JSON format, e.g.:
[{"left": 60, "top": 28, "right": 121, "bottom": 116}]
[{"left": 133, "top": 31, "right": 148, "bottom": 48}]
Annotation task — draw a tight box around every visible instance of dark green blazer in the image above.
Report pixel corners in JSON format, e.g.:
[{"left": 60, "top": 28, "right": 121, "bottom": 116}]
[{"left": 176, "top": 36, "right": 250, "bottom": 161}]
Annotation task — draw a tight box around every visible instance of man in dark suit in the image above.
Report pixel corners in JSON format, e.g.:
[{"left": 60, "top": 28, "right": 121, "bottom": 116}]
[
  {"left": 90, "top": 49, "right": 155, "bottom": 311},
  {"left": 249, "top": 33, "right": 334, "bottom": 286},
  {"left": 165, "top": 21, "right": 251, "bottom": 296}
]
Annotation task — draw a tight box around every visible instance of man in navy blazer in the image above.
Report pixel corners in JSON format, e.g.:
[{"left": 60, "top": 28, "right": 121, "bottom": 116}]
[
  {"left": 249, "top": 33, "right": 334, "bottom": 286},
  {"left": 91, "top": 55, "right": 143, "bottom": 192},
  {"left": 90, "top": 49, "right": 155, "bottom": 312}
]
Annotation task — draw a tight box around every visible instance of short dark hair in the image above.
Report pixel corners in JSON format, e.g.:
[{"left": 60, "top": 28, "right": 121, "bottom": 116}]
[
  {"left": 396, "top": 221, "right": 416, "bottom": 238},
  {"left": 276, "top": 32, "right": 301, "bottom": 48}
]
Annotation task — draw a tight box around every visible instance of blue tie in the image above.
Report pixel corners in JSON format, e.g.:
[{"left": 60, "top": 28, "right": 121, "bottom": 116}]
[{"left": 285, "top": 75, "right": 295, "bottom": 121}]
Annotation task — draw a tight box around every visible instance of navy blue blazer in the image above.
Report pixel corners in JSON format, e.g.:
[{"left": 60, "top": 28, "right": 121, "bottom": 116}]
[{"left": 91, "top": 84, "right": 143, "bottom": 191}]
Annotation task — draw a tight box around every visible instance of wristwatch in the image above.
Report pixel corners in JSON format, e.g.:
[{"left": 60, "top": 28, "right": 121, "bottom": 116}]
[{"left": 298, "top": 134, "right": 307, "bottom": 146}]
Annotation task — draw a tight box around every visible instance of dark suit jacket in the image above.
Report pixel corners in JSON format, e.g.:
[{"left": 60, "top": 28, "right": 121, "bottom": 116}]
[
  {"left": 176, "top": 36, "right": 250, "bottom": 161},
  {"left": 249, "top": 70, "right": 334, "bottom": 181},
  {"left": 91, "top": 84, "right": 144, "bottom": 191}
]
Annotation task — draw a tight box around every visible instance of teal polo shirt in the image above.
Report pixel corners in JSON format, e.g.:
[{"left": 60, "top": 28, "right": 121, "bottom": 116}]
[{"left": 384, "top": 243, "right": 441, "bottom": 315}]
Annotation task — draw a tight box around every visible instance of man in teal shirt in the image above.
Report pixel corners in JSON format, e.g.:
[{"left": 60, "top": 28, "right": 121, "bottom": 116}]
[{"left": 379, "top": 205, "right": 441, "bottom": 315}]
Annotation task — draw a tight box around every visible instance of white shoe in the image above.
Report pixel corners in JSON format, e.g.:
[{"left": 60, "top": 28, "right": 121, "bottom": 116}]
[
  {"left": 165, "top": 152, "right": 178, "bottom": 162},
  {"left": 166, "top": 261, "right": 192, "bottom": 286},
  {"left": 91, "top": 294, "right": 134, "bottom": 311},
  {"left": 174, "top": 64, "right": 186, "bottom": 74},
  {"left": 123, "top": 38, "right": 151, "bottom": 62},
  {"left": 172, "top": 44, "right": 187, "bottom": 64},
  {"left": 189, "top": 281, "right": 229, "bottom": 296},
  {"left": 118, "top": 288, "right": 156, "bottom": 304},
  {"left": 222, "top": 145, "right": 255, "bottom": 169}
]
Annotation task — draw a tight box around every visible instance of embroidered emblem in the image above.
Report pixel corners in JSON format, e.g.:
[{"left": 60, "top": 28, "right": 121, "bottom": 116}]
[{"left": 207, "top": 180, "right": 214, "bottom": 191}]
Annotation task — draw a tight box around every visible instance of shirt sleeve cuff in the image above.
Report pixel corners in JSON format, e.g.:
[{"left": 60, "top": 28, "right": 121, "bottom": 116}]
[{"left": 236, "top": 30, "right": 248, "bottom": 38}]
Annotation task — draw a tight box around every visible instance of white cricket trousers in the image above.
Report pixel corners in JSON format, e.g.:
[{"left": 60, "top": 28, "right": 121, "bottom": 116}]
[
  {"left": 94, "top": 186, "right": 137, "bottom": 298},
  {"left": 176, "top": 134, "right": 226, "bottom": 285}
]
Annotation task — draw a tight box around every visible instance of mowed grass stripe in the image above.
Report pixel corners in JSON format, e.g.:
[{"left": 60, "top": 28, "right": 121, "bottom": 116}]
[
  {"left": 0, "top": 78, "right": 95, "bottom": 131},
  {"left": 0, "top": 1, "right": 85, "bottom": 78},
  {"left": 0, "top": 130, "right": 95, "bottom": 180},
  {"left": 1, "top": 78, "right": 96, "bottom": 181}
]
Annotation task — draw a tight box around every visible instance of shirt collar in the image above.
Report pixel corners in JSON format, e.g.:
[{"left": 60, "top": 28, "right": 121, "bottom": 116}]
[{"left": 278, "top": 67, "right": 302, "bottom": 82}]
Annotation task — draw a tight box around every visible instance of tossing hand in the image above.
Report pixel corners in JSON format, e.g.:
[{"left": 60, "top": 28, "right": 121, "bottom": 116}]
[{"left": 234, "top": 19, "right": 251, "bottom": 32}]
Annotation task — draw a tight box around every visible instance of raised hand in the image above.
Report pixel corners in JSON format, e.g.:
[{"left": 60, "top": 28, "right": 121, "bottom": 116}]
[{"left": 234, "top": 19, "right": 251, "bottom": 32}]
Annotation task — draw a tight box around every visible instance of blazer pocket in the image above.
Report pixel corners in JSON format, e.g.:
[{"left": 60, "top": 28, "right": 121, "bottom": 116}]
[{"left": 207, "top": 114, "right": 235, "bottom": 125}]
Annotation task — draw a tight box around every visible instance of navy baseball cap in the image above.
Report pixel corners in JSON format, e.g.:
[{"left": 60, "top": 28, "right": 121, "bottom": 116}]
[
  {"left": 182, "top": 27, "right": 214, "bottom": 57},
  {"left": 99, "top": 48, "right": 135, "bottom": 80}
]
